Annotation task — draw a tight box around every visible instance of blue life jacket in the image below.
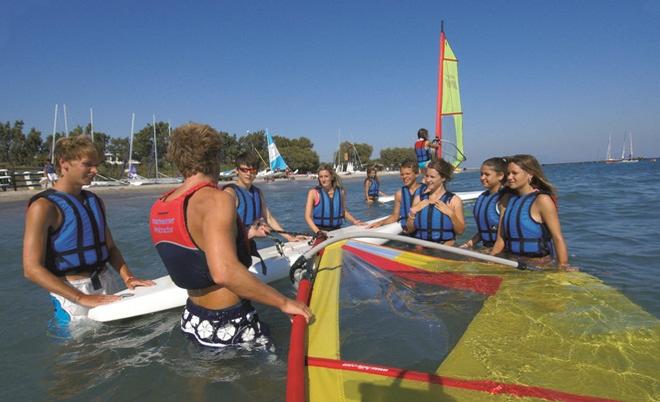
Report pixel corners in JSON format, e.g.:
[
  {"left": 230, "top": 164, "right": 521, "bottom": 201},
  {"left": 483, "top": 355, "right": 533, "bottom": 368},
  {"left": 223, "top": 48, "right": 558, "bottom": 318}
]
[
  {"left": 399, "top": 184, "right": 425, "bottom": 230},
  {"left": 414, "top": 191, "right": 455, "bottom": 243},
  {"left": 223, "top": 183, "right": 263, "bottom": 226},
  {"left": 473, "top": 189, "right": 503, "bottom": 247},
  {"left": 366, "top": 178, "right": 380, "bottom": 198},
  {"left": 313, "top": 186, "right": 344, "bottom": 229},
  {"left": 28, "top": 189, "right": 110, "bottom": 276},
  {"left": 415, "top": 139, "right": 431, "bottom": 163},
  {"left": 501, "top": 191, "right": 553, "bottom": 257}
]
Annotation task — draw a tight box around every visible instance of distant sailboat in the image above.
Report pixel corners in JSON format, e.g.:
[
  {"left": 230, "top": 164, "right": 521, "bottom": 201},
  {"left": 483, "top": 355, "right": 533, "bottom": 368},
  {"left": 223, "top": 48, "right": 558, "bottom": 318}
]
[
  {"left": 605, "top": 133, "right": 617, "bottom": 163},
  {"left": 257, "top": 129, "right": 293, "bottom": 179},
  {"left": 620, "top": 131, "right": 639, "bottom": 163}
]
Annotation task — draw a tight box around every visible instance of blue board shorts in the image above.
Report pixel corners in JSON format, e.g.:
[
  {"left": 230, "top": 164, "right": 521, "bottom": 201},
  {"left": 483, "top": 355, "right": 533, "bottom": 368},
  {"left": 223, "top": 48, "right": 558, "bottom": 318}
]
[
  {"left": 180, "top": 298, "right": 274, "bottom": 351},
  {"left": 418, "top": 160, "right": 430, "bottom": 169},
  {"left": 49, "top": 267, "right": 120, "bottom": 326}
]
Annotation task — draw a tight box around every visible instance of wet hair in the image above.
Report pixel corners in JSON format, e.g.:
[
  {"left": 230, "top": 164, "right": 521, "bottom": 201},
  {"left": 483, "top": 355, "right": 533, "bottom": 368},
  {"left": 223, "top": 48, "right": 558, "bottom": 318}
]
[
  {"left": 482, "top": 157, "right": 507, "bottom": 184},
  {"left": 167, "top": 123, "right": 222, "bottom": 178},
  {"left": 417, "top": 128, "right": 429, "bottom": 139},
  {"left": 507, "top": 154, "right": 556, "bottom": 197},
  {"left": 234, "top": 152, "right": 261, "bottom": 170},
  {"left": 53, "top": 135, "right": 101, "bottom": 175},
  {"left": 400, "top": 160, "right": 419, "bottom": 174},
  {"left": 317, "top": 163, "right": 343, "bottom": 189},
  {"left": 426, "top": 159, "right": 454, "bottom": 182}
]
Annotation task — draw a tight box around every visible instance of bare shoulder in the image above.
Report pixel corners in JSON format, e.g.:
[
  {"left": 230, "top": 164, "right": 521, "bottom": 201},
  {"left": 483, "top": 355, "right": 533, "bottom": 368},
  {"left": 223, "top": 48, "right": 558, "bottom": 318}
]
[
  {"left": 223, "top": 184, "right": 236, "bottom": 195},
  {"left": 26, "top": 197, "right": 56, "bottom": 217},
  {"left": 535, "top": 193, "right": 556, "bottom": 207}
]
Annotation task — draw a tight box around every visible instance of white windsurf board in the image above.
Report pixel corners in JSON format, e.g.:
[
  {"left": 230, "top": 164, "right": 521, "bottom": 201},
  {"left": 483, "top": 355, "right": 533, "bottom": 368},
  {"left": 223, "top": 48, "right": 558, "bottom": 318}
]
[{"left": 88, "top": 220, "right": 402, "bottom": 322}]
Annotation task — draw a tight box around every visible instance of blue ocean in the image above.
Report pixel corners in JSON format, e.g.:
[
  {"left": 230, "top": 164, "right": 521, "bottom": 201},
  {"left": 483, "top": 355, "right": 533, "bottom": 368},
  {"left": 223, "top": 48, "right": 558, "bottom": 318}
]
[{"left": 1, "top": 161, "right": 658, "bottom": 401}]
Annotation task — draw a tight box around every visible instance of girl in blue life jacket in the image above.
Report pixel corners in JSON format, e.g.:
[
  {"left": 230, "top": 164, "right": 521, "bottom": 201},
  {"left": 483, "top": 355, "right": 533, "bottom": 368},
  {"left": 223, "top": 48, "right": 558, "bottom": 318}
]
[
  {"left": 363, "top": 166, "right": 387, "bottom": 203},
  {"left": 406, "top": 159, "right": 465, "bottom": 245},
  {"left": 461, "top": 157, "right": 512, "bottom": 250},
  {"left": 305, "top": 164, "right": 365, "bottom": 236},
  {"left": 490, "top": 154, "right": 570, "bottom": 268}
]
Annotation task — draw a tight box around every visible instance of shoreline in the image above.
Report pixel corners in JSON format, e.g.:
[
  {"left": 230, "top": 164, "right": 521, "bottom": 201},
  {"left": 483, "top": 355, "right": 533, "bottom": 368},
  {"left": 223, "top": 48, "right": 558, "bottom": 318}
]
[{"left": 0, "top": 172, "right": 399, "bottom": 204}]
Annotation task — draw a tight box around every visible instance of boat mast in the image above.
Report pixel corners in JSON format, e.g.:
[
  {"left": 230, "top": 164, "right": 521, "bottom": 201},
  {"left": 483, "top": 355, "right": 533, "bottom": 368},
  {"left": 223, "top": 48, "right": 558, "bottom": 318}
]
[
  {"left": 629, "top": 132, "right": 634, "bottom": 159},
  {"left": 607, "top": 133, "right": 612, "bottom": 160},
  {"left": 50, "top": 104, "right": 58, "bottom": 164},
  {"left": 63, "top": 104, "right": 69, "bottom": 137},
  {"left": 620, "top": 132, "right": 626, "bottom": 160},
  {"left": 128, "top": 113, "right": 135, "bottom": 176},
  {"left": 434, "top": 20, "right": 445, "bottom": 159},
  {"left": 153, "top": 114, "right": 159, "bottom": 182},
  {"left": 90, "top": 108, "right": 94, "bottom": 142}
]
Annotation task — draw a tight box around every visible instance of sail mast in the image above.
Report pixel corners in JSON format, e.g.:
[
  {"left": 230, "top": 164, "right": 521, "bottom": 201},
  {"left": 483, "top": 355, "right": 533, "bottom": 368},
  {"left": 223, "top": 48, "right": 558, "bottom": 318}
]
[
  {"left": 153, "top": 115, "right": 159, "bottom": 182},
  {"left": 435, "top": 21, "right": 445, "bottom": 159},
  {"left": 50, "top": 104, "right": 58, "bottom": 164},
  {"left": 128, "top": 113, "right": 135, "bottom": 176},
  {"left": 90, "top": 108, "right": 94, "bottom": 142},
  {"left": 629, "top": 132, "right": 634, "bottom": 159}
]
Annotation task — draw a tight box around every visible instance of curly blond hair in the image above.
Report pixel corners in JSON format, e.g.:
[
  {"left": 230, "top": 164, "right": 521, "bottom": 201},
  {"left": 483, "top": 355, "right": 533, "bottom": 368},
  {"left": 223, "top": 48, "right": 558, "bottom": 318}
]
[{"left": 167, "top": 123, "right": 222, "bottom": 178}]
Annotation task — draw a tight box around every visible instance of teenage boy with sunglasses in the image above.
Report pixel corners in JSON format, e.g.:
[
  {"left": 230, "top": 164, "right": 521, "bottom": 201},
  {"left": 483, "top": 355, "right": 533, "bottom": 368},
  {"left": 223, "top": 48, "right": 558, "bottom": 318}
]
[{"left": 223, "top": 153, "right": 307, "bottom": 243}]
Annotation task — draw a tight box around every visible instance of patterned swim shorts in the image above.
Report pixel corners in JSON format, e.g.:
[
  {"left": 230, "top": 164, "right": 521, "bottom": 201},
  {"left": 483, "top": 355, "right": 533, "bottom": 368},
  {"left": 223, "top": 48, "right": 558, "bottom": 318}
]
[{"left": 180, "top": 298, "right": 274, "bottom": 351}]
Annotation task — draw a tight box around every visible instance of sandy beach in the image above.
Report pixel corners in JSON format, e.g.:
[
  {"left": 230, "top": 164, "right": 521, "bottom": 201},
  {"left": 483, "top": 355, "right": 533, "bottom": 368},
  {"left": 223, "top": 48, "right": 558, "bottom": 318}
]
[{"left": 0, "top": 171, "right": 397, "bottom": 204}]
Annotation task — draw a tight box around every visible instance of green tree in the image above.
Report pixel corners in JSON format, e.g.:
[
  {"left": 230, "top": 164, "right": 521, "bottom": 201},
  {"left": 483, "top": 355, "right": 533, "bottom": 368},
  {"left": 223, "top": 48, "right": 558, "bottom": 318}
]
[
  {"left": 218, "top": 131, "right": 240, "bottom": 170},
  {"left": 8, "top": 121, "right": 28, "bottom": 165},
  {"left": 107, "top": 137, "right": 130, "bottom": 164},
  {"left": 333, "top": 141, "right": 373, "bottom": 169},
  {"left": 25, "top": 128, "right": 44, "bottom": 163},
  {"left": 379, "top": 147, "right": 417, "bottom": 169},
  {"left": 132, "top": 121, "right": 170, "bottom": 175},
  {"left": 238, "top": 130, "right": 268, "bottom": 168},
  {"left": 274, "top": 135, "right": 320, "bottom": 173},
  {"left": 0, "top": 121, "right": 13, "bottom": 163}
]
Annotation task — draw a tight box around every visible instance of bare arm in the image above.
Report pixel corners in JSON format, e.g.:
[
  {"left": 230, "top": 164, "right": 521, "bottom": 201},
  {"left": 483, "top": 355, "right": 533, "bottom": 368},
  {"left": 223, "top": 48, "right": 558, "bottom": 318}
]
[
  {"left": 197, "top": 190, "right": 312, "bottom": 321},
  {"left": 368, "top": 189, "right": 401, "bottom": 228},
  {"left": 490, "top": 206, "right": 507, "bottom": 256},
  {"left": 535, "top": 195, "right": 569, "bottom": 266},
  {"left": 435, "top": 196, "right": 465, "bottom": 235},
  {"left": 363, "top": 179, "right": 370, "bottom": 201},
  {"left": 22, "top": 199, "right": 120, "bottom": 307},
  {"left": 304, "top": 188, "right": 322, "bottom": 234},
  {"left": 261, "top": 192, "right": 305, "bottom": 242},
  {"left": 406, "top": 194, "right": 424, "bottom": 233},
  {"left": 103, "top": 216, "right": 155, "bottom": 290}
]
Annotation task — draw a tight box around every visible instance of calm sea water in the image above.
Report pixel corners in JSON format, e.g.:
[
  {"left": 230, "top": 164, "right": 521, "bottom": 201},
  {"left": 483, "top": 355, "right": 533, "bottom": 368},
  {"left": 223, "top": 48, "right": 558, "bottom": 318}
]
[{"left": 1, "top": 161, "right": 658, "bottom": 401}]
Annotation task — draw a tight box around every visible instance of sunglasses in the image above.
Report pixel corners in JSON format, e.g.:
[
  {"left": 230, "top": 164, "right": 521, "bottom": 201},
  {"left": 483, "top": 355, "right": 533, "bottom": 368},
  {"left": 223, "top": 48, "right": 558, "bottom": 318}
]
[{"left": 238, "top": 166, "right": 257, "bottom": 174}]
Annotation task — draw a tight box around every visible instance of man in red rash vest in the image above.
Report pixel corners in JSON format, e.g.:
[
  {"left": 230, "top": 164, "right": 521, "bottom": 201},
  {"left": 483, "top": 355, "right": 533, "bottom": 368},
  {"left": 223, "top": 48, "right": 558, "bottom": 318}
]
[{"left": 150, "top": 123, "right": 312, "bottom": 350}]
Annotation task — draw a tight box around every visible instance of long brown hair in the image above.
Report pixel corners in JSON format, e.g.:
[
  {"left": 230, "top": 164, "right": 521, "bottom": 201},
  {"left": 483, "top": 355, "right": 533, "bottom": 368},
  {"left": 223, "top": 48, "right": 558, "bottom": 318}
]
[{"left": 508, "top": 154, "right": 556, "bottom": 197}]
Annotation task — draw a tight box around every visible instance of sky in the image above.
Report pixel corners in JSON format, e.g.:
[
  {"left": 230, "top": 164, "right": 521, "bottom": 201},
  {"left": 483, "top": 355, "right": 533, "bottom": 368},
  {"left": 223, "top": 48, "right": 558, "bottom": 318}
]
[{"left": 2, "top": 0, "right": 659, "bottom": 166}]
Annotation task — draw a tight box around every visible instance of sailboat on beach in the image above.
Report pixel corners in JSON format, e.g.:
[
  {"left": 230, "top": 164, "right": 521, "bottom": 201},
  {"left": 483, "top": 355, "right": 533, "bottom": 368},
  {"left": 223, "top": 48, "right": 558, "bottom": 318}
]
[
  {"left": 257, "top": 130, "right": 295, "bottom": 179},
  {"left": 434, "top": 21, "right": 466, "bottom": 170}
]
